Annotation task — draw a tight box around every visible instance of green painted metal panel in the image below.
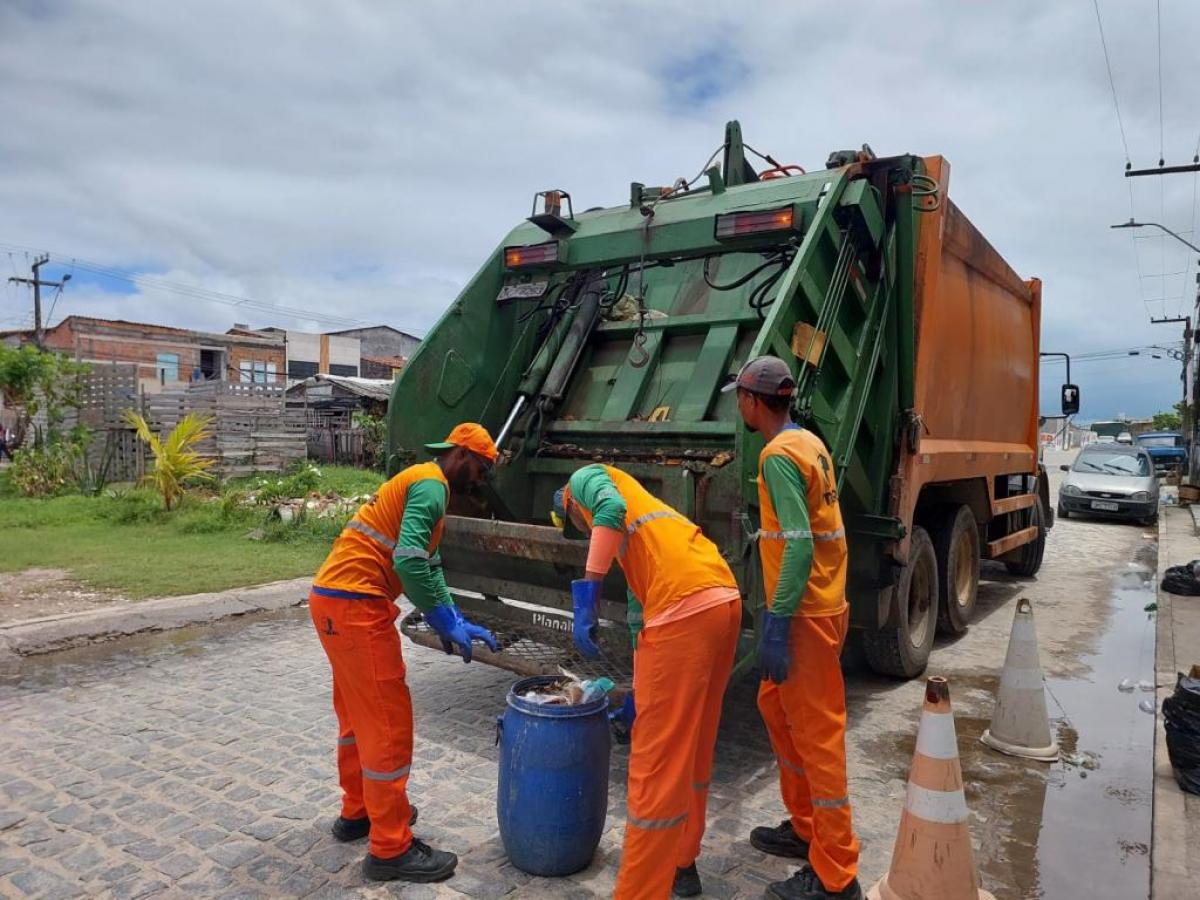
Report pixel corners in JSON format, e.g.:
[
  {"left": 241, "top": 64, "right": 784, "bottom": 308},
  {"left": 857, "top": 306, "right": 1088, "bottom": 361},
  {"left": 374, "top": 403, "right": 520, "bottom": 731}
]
[
  {"left": 675, "top": 325, "right": 739, "bottom": 421},
  {"left": 600, "top": 330, "right": 663, "bottom": 422}
]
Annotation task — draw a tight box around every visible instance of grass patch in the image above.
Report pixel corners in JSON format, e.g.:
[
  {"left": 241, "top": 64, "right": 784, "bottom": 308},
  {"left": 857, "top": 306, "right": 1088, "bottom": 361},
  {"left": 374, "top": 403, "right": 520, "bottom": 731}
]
[{"left": 0, "top": 464, "right": 386, "bottom": 599}]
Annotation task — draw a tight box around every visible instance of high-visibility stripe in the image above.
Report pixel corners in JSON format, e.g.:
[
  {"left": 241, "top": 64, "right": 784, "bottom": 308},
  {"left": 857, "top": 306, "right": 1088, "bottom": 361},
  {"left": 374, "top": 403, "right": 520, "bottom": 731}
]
[
  {"left": 626, "top": 510, "right": 687, "bottom": 535},
  {"left": 692, "top": 781, "right": 709, "bottom": 792},
  {"left": 812, "top": 796, "right": 849, "bottom": 809},
  {"left": 755, "top": 527, "right": 844, "bottom": 542},
  {"left": 338, "top": 736, "right": 356, "bottom": 747},
  {"left": 999, "top": 668, "right": 1045, "bottom": 692},
  {"left": 619, "top": 510, "right": 689, "bottom": 557},
  {"left": 393, "top": 546, "right": 430, "bottom": 560},
  {"left": 915, "top": 710, "right": 959, "bottom": 760},
  {"left": 779, "top": 757, "right": 805, "bottom": 775},
  {"left": 346, "top": 519, "right": 396, "bottom": 550},
  {"left": 626, "top": 811, "right": 687, "bottom": 831},
  {"left": 905, "top": 782, "right": 968, "bottom": 823},
  {"left": 812, "top": 529, "right": 845, "bottom": 542},
  {"left": 362, "top": 764, "right": 411, "bottom": 782},
  {"left": 310, "top": 585, "right": 383, "bottom": 601}
]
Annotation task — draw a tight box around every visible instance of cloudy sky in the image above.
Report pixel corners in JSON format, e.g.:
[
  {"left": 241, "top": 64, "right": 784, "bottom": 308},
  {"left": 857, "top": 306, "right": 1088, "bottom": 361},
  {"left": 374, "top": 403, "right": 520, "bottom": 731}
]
[{"left": 2, "top": 1, "right": 1198, "bottom": 420}]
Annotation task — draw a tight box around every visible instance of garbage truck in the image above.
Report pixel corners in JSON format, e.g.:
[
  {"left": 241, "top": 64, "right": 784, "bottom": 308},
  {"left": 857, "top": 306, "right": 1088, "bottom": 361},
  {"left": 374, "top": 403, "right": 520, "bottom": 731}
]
[{"left": 388, "top": 121, "right": 1071, "bottom": 679}]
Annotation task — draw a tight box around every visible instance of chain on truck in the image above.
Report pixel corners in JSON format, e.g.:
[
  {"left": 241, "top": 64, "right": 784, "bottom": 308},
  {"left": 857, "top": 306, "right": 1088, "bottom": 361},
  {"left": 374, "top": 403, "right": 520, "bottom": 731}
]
[{"left": 388, "top": 121, "right": 1078, "bottom": 683}]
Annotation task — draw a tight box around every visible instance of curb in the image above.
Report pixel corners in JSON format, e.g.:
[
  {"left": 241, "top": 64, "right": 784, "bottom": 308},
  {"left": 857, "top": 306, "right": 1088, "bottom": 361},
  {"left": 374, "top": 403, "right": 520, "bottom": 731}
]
[
  {"left": 1152, "top": 504, "right": 1199, "bottom": 899},
  {"left": 0, "top": 577, "right": 311, "bottom": 661}
]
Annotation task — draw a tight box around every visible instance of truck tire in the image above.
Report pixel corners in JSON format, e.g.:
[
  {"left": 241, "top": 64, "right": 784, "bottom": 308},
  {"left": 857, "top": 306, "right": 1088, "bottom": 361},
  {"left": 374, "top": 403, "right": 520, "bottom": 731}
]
[
  {"left": 933, "top": 505, "right": 980, "bottom": 635},
  {"left": 862, "top": 526, "right": 938, "bottom": 679},
  {"left": 1004, "top": 496, "right": 1047, "bottom": 578}
]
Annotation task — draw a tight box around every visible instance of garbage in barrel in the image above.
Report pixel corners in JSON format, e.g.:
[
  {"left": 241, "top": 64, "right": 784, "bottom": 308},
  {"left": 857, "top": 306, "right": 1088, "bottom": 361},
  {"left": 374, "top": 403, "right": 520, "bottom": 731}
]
[{"left": 496, "top": 674, "right": 612, "bottom": 876}]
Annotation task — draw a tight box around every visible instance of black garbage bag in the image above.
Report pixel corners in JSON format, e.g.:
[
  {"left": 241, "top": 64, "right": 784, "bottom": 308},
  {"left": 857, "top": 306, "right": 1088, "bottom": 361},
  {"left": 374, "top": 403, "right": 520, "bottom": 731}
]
[
  {"left": 1160, "top": 560, "right": 1200, "bottom": 596},
  {"left": 1163, "top": 672, "right": 1200, "bottom": 794}
]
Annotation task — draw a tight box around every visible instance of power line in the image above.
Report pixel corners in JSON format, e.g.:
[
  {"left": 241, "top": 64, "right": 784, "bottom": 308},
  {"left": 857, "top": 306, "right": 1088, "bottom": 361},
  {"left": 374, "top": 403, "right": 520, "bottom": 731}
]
[
  {"left": 1156, "top": 0, "right": 1165, "bottom": 164},
  {"left": 0, "top": 242, "right": 370, "bottom": 329},
  {"left": 1092, "top": 0, "right": 1131, "bottom": 164}
]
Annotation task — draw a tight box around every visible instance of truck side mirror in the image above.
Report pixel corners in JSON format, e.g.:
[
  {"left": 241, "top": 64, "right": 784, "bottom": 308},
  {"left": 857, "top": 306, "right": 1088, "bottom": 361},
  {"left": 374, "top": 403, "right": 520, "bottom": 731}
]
[{"left": 1061, "top": 383, "right": 1080, "bottom": 417}]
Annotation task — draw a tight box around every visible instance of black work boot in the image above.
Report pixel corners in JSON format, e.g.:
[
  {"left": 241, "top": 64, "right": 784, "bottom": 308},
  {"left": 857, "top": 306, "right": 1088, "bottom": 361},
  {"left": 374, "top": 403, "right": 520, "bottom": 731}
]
[
  {"left": 749, "top": 819, "right": 810, "bottom": 859},
  {"left": 765, "top": 864, "right": 863, "bottom": 900},
  {"left": 673, "top": 862, "right": 702, "bottom": 897},
  {"left": 331, "top": 805, "right": 419, "bottom": 843},
  {"left": 362, "top": 838, "right": 457, "bottom": 883}
]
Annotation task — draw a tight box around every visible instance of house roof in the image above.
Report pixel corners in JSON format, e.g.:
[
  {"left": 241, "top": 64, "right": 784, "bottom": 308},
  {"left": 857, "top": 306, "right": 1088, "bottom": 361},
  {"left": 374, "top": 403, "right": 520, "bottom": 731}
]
[
  {"left": 288, "top": 373, "right": 394, "bottom": 401},
  {"left": 325, "top": 324, "right": 422, "bottom": 341}
]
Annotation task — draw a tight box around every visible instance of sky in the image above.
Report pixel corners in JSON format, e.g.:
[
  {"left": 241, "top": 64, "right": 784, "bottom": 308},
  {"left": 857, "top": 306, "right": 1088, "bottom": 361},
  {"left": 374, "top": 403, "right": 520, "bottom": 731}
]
[{"left": 2, "top": 1, "right": 1198, "bottom": 421}]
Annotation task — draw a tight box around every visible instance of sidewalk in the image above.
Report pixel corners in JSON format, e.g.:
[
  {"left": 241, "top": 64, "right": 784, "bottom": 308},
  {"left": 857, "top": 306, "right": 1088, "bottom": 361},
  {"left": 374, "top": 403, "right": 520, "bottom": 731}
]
[
  {"left": 1152, "top": 503, "right": 1200, "bottom": 899},
  {"left": 0, "top": 577, "right": 310, "bottom": 664}
]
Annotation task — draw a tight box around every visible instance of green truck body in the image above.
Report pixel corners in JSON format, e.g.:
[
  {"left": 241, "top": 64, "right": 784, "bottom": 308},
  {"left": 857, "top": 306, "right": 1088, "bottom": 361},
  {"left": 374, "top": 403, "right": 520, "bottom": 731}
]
[{"left": 387, "top": 122, "right": 1051, "bottom": 680}]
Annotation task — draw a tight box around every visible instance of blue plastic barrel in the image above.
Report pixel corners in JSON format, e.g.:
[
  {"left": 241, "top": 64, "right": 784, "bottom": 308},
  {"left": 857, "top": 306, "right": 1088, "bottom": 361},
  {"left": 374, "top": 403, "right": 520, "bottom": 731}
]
[{"left": 496, "top": 675, "right": 611, "bottom": 876}]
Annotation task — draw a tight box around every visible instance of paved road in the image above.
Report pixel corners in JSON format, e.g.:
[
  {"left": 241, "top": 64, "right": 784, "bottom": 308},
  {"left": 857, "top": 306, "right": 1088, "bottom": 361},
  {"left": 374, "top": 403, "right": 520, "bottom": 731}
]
[{"left": 0, "top": 449, "right": 1158, "bottom": 898}]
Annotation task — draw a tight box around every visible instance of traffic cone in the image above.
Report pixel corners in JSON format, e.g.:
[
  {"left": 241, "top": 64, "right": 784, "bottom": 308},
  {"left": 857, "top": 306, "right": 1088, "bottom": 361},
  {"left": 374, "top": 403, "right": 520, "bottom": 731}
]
[
  {"left": 980, "top": 598, "right": 1059, "bottom": 761},
  {"left": 868, "top": 677, "right": 995, "bottom": 900}
]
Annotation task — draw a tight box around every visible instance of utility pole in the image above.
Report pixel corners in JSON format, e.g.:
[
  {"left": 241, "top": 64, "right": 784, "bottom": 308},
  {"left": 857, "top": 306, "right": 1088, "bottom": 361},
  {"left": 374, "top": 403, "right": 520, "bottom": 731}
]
[{"left": 7, "top": 254, "right": 70, "bottom": 349}]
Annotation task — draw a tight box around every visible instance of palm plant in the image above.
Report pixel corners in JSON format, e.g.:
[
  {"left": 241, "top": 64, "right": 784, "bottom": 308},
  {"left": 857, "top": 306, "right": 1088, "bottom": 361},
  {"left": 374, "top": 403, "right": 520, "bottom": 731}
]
[{"left": 123, "top": 410, "right": 215, "bottom": 510}]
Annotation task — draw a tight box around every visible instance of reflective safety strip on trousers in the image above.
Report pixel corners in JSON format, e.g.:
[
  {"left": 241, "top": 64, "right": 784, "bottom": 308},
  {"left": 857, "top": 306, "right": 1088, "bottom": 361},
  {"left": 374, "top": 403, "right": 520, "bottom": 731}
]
[
  {"left": 779, "top": 757, "right": 805, "bottom": 775},
  {"left": 626, "top": 810, "right": 688, "bottom": 830},
  {"left": 812, "top": 796, "right": 849, "bottom": 809},
  {"left": 346, "top": 519, "right": 396, "bottom": 550},
  {"left": 337, "top": 736, "right": 356, "bottom": 747},
  {"left": 362, "top": 764, "right": 411, "bottom": 782},
  {"left": 692, "top": 781, "right": 710, "bottom": 792}
]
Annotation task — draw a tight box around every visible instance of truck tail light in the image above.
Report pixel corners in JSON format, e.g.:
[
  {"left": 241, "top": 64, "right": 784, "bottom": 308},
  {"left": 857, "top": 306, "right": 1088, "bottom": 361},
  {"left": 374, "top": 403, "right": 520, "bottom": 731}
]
[
  {"left": 504, "top": 241, "right": 563, "bottom": 269},
  {"left": 715, "top": 206, "right": 795, "bottom": 239}
]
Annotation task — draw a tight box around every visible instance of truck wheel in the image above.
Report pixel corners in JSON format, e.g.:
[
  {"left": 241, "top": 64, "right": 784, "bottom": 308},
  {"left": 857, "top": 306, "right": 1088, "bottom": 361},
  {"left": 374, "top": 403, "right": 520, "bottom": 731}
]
[
  {"left": 862, "top": 526, "right": 938, "bottom": 679},
  {"left": 1004, "top": 497, "right": 1047, "bottom": 578},
  {"left": 933, "top": 506, "right": 979, "bottom": 635}
]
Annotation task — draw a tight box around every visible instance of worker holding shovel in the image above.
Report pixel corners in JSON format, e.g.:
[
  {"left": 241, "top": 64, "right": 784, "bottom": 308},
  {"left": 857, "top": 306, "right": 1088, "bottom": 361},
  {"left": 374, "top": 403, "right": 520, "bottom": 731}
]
[
  {"left": 725, "top": 356, "right": 862, "bottom": 900},
  {"left": 552, "top": 464, "right": 741, "bottom": 899},
  {"left": 310, "top": 423, "right": 500, "bottom": 884}
]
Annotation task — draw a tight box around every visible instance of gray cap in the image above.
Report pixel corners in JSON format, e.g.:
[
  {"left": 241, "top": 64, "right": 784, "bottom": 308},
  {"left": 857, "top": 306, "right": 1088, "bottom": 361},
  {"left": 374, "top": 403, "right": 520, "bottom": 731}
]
[{"left": 720, "top": 355, "right": 797, "bottom": 397}]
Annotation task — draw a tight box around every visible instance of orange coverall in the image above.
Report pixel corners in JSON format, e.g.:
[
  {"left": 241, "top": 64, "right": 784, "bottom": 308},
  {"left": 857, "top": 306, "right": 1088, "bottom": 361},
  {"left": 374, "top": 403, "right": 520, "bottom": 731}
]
[
  {"left": 756, "top": 427, "right": 860, "bottom": 891},
  {"left": 309, "top": 461, "right": 447, "bottom": 861},
  {"left": 565, "top": 464, "right": 741, "bottom": 900}
]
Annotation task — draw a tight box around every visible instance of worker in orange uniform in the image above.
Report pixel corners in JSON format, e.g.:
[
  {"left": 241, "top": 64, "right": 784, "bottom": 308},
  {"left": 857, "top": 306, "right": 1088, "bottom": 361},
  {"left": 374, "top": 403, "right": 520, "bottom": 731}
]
[
  {"left": 551, "top": 464, "right": 741, "bottom": 899},
  {"left": 310, "top": 423, "right": 500, "bottom": 884},
  {"left": 724, "top": 356, "right": 862, "bottom": 900}
]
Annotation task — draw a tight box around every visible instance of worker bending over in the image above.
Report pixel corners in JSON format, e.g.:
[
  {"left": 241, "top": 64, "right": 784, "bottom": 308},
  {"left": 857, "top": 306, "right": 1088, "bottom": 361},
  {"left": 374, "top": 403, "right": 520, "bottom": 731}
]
[
  {"left": 725, "top": 357, "right": 862, "bottom": 900},
  {"left": 552, "top": 464, "right": 741, "bottom": 900},
  {"left": 310, "top": 423, "right": 500, "bottom": 883}
]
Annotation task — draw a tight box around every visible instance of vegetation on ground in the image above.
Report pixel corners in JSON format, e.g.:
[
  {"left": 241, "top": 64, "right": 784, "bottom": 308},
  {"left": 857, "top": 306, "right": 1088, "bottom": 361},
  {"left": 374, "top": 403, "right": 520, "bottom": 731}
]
[
  {"left": 124, "top": 410, "right": 215, "bottom": 509},
  {"left": 0, "top": 464, "right": 385, "bottom": 599}
]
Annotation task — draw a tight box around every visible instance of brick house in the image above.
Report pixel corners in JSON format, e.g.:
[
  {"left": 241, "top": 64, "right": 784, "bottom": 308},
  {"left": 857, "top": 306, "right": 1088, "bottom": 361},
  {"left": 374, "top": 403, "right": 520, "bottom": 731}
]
[{"left": 1, "top": 315, "right": 286, "bottom": 393}]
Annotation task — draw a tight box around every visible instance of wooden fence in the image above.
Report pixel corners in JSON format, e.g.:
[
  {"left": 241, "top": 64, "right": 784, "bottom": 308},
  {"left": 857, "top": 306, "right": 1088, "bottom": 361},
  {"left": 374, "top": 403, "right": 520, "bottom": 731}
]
[{"left": 76, "top": 366, "right": 306, "bottom": 481}]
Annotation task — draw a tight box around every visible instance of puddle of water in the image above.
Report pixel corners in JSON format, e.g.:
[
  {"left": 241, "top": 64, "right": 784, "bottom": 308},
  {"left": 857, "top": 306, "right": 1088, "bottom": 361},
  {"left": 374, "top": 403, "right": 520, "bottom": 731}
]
[{"left": 857, "top": 565, "right": 1156, "bottom": 900}]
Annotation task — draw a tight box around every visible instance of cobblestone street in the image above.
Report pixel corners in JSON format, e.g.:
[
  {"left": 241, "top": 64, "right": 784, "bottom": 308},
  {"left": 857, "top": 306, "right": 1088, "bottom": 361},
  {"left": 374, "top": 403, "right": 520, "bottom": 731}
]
[{"left": 0, "top": 458, "right": 1163, "bottom": 899}]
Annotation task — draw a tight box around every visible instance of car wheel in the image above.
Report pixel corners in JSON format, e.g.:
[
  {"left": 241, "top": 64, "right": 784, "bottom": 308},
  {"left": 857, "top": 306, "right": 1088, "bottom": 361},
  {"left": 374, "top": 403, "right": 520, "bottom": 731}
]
[{"left": 1057, "top": 501, "right": 1069, "bottom": 520}]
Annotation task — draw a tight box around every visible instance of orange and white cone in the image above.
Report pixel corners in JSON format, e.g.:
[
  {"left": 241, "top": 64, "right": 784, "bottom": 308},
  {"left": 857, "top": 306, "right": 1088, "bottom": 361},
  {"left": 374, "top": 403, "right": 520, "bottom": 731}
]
[
  {"left": 980, "top": 598, "right": 1059, "bottom": 761},
  {"left": 868, "top": 677, "right": 995, "bottom": 900}
]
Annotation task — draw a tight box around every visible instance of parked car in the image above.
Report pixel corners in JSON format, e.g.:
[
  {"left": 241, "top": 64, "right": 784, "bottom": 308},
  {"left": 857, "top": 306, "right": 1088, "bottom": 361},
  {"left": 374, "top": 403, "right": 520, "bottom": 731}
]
[
  {"left": 1058, "top": 445, "right": 1159, "bottom": 523},
  {"left": 1135, "top": 431, "right": 1188, "bottom": 475},
  {"left": 1095, "top": 435, "right": 1117, "bottom": 444},
  {"left": 1116, "top": 431, "right": 1134, "bottom": 444}
]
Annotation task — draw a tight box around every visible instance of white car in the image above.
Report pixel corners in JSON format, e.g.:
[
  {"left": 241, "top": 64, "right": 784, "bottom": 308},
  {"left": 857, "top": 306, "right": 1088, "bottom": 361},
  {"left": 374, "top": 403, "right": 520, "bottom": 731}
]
[
  {"left": 1116, "top": 432, "right": 1134, "bottom": 444},
  {"left": 1058, "top": 445, "right": 1159, "bottom": 524}
]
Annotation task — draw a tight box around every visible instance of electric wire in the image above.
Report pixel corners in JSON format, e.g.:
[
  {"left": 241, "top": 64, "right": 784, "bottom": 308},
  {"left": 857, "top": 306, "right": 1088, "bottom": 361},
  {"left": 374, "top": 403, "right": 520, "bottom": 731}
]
[
  {"left": 1091, "top": 0, "right": 1131, "bottom": 164},
  {"left": 0, "top": 242, "right": 369, "bottom": 328}
]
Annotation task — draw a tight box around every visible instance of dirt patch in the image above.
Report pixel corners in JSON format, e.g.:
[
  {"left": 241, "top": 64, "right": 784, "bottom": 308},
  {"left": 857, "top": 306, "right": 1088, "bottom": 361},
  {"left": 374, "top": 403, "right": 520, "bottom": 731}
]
[{"left": 0, "top": 569, "right": 129, "bottom": 626}]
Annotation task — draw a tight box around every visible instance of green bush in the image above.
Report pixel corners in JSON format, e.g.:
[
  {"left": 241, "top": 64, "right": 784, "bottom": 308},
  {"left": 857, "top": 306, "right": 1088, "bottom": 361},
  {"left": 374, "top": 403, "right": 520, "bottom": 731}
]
[
  {"left": 9, "top": 445, "right": 76, "bottom": 497},
  {"left": 98, "top": 489, "right": 169, "bottom": 525}
]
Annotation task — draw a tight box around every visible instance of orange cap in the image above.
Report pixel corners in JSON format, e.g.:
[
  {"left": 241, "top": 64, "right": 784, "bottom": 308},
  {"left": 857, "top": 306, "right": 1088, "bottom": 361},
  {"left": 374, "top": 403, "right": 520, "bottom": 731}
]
[{"left": 424, "top": 422, "right": 499, "bottom": 462}]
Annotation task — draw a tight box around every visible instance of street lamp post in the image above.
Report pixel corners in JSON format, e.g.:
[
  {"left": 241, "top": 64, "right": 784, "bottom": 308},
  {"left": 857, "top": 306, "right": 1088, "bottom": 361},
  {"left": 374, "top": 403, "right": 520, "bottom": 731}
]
[{"left": 1110, "top": 219, "right": 1200, "bottom": 255}]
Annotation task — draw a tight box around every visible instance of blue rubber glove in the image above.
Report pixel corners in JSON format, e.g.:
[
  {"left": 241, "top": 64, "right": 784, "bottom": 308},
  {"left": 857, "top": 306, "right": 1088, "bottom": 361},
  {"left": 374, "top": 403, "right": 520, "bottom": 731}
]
[
  {"left": 609, "top": 692, "right": 636, "bottom": 745},
  {"left": 571, "top": 579, "right": 603, "bottom": 659},
  {"left": 425, "top": 604, "right": 499, "bottom": 664},
  {"left": 758, "top": 611, "right": 792, "bottom": 684}
]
